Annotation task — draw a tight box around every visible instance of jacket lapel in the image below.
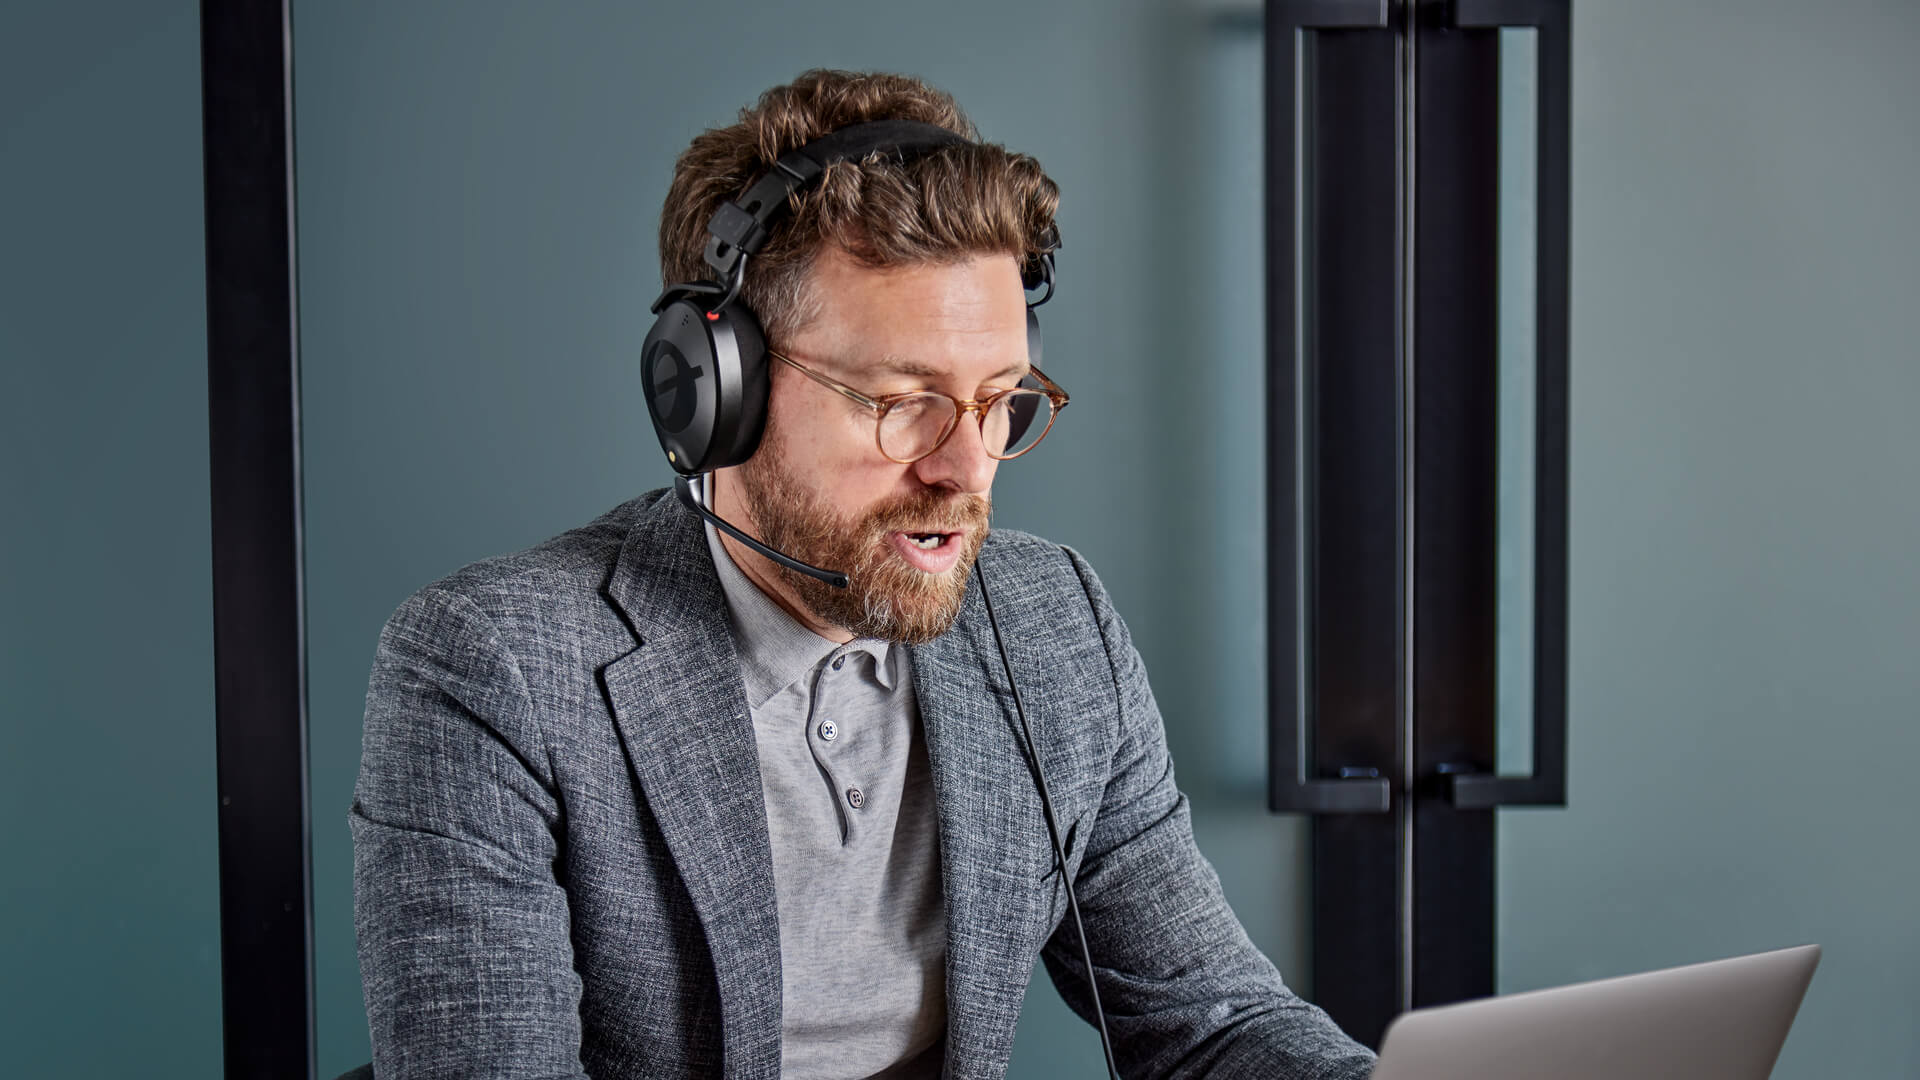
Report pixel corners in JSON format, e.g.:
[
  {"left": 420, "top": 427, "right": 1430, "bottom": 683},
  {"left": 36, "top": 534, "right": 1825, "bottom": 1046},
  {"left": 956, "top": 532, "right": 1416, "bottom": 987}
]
[
  {"left": 601, "top": 493, "right": 782, "bottom": 1080},
  {"left": 913, "top": 573, "right": 1056, "bottom": 1079}
]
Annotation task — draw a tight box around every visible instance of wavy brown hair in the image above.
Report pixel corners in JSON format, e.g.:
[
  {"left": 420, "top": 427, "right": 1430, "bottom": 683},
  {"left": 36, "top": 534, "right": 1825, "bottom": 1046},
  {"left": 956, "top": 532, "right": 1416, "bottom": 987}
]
[{"left": 658, "top": 69, "right": 1061, "bottom": 344}]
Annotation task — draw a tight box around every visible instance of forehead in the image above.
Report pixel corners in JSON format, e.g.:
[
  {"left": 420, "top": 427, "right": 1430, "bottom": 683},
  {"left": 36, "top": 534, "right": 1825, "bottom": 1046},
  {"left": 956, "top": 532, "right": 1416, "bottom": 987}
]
[{"left": 798, "top": 249, "right": 1029, "bottom": 373}]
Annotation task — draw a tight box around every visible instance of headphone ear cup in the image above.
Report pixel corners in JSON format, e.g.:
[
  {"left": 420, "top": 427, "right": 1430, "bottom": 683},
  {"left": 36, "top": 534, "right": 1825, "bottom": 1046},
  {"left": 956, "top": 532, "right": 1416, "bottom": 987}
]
[
  {"left": 1025, "top": 306, "right": 1043, "bottom": 370},
  {"left": 714, "top": 304, "right": 769, "bottom": 469},
  {"left": 640, "top": 295, "right": 770, "bottom": 474}
]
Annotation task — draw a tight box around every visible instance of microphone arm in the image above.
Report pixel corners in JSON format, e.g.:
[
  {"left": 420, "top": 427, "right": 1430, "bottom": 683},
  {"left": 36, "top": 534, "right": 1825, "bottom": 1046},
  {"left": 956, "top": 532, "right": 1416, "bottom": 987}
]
[{"left": 674, "top": 474, "right": 850, "bottom": 589}]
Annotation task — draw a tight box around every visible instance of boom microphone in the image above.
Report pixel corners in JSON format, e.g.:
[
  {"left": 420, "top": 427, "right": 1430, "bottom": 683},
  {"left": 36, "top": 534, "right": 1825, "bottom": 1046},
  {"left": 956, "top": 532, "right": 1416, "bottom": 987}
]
[{"left": 674, "top": 473, "right": 850, "bottom": 589}]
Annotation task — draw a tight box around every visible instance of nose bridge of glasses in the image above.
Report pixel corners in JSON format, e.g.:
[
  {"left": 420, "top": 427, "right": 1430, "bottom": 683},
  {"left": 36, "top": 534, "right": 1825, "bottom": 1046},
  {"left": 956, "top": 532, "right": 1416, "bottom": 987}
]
[
  {"left": 904, "top": 393, "right": 988, "bottom": 461},
  {"left": 931, "top": 394, "right": 983, "bottom": 457},
  {"left": 961, "top": 392, "right": 1029, "bottom": 459}
]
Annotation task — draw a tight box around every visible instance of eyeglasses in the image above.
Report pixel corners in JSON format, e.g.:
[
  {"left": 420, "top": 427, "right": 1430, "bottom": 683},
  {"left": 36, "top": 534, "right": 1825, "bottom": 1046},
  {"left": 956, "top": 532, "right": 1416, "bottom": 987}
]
[{"left": 766, "top": 349, "right": 1070, "bottom": 465}]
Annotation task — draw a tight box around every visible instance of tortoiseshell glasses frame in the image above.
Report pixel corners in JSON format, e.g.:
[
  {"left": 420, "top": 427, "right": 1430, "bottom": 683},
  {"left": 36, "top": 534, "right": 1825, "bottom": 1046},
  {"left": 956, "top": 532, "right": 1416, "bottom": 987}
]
[{"left": 765, "top": 348, "right": 1070, "bottom": 465}]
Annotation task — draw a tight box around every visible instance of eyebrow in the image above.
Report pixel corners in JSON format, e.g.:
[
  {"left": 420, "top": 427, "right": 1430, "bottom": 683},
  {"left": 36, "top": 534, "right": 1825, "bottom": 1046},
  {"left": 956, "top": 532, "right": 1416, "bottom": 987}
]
[{"left": 869, "top": 352, "right": 1028, "bottom": 382}]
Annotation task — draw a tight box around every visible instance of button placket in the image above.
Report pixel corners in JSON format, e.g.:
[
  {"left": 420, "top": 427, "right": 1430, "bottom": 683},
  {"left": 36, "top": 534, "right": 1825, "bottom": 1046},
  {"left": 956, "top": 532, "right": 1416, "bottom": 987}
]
[{"left": 806, "top": 649, "right": 864, "bottom": 844}]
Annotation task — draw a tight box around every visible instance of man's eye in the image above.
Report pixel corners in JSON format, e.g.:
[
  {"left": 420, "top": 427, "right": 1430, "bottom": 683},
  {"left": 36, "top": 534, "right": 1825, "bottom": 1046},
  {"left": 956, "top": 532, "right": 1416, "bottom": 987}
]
[{"left": 888, "top": 396, "right": 937, "bottom": 420}]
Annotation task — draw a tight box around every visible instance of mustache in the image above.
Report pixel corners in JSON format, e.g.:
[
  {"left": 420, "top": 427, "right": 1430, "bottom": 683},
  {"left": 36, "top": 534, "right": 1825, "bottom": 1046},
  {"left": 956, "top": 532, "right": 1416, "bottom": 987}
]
[{"left": 863, "top": 490, "right": 992, "bottom": 534}]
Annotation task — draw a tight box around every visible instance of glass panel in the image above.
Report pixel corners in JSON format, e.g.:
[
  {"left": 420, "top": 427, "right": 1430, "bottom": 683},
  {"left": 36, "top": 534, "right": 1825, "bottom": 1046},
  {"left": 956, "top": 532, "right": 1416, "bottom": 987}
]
[
  {"left": 1495, "top": 27, "right": 1539, "bottom": 780},
  {"left": 1499, "top": 7, "right": 1920, "bottom": 1077},
  {"left": 0, "top": 4, "right": 222, "bottom": 1072},
  {"left": 1197, "top": 18, "right": 1276, "bottom": 793}
]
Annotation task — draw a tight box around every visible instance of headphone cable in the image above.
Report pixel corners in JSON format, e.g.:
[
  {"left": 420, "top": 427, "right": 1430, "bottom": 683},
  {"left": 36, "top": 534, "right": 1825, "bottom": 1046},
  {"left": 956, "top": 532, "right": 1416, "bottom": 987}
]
[{"left": 973, "top": 560, "right": 1122, "bottom": 1080}]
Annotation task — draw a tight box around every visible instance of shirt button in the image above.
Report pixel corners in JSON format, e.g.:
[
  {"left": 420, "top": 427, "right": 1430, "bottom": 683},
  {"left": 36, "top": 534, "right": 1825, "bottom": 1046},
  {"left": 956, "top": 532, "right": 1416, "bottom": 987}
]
[
  {"left": 846, "top": 787, "right": 865, "bottom": 810},
  {"left": 818, "top": 719, "right": 838, "bottom": 742},
  {"left": 831, "top": 655, "right": 846, "bottom": 671}
]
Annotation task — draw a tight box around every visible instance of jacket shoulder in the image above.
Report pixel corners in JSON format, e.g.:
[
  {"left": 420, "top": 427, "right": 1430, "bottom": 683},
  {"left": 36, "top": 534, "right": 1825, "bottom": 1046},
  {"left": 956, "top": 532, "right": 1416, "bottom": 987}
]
[
  {"left": 391, "top": 489, "right": 668, "bottom": 639},
  {"left": 979, "top": 527, "right": 1107, "bottom": 606}
]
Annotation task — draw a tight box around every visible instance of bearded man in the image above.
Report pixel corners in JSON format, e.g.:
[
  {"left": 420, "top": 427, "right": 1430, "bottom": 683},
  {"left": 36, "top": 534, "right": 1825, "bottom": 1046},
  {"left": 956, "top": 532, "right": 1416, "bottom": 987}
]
[{"left": 351, "top": 70, "right": 1374, "bottom": 1080}]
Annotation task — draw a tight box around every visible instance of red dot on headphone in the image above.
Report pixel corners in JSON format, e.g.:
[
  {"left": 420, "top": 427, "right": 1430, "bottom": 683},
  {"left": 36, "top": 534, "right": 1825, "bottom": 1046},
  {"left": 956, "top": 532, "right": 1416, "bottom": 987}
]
[{"left": 705, "top": 311, "right": 719, "bottom": 321}]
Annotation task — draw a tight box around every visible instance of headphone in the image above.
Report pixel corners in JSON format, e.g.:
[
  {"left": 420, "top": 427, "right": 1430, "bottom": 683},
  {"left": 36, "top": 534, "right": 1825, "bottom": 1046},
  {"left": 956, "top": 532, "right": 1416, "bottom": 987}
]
[{"left": 639, "top": 118, "right": 1056, "bottom": 479}]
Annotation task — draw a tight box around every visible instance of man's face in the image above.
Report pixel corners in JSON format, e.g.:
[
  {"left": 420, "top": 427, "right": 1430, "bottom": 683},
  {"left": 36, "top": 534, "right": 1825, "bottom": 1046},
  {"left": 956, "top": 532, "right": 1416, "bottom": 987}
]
[{"left": 717, "top": 248, "right": 1032, "bottom": 644}]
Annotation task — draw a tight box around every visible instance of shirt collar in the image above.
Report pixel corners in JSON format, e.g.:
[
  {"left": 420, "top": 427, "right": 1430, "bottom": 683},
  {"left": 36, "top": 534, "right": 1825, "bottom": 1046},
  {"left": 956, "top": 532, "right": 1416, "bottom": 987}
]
[{"left": 703, "top": 522, "right": 894, "bottom": 707}]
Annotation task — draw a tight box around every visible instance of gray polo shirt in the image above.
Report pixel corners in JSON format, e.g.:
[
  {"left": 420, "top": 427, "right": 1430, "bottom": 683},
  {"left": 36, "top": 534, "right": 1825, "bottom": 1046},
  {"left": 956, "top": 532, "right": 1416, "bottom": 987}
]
[{"left": 704, "top": 524, "right": 947, "bottom": 1079}]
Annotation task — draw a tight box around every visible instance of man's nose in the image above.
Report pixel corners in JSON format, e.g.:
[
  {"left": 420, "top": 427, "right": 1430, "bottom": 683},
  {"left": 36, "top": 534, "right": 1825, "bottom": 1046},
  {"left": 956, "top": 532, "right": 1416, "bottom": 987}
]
[{"left": 912, "top": 411, "right": 998, "bottom": 495}]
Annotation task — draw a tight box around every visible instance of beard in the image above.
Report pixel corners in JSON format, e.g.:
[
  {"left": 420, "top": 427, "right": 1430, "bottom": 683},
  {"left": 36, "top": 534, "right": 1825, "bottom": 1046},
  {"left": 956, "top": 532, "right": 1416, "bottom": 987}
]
[{"left": 734, "top": 436, "right": 991, "bottom": 646}]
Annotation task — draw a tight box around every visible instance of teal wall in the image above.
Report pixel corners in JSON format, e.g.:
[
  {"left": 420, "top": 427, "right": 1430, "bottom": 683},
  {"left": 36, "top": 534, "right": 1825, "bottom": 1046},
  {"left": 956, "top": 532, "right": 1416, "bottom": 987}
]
[{"left": 0, "top": 3, "right": 222, "bottom": 1076}]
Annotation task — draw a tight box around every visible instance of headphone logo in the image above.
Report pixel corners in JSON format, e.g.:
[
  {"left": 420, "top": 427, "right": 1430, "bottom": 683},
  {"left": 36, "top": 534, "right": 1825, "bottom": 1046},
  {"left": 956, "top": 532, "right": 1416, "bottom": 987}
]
[{"left": 644, "top": 341, "right": 704, "bottom": 434}]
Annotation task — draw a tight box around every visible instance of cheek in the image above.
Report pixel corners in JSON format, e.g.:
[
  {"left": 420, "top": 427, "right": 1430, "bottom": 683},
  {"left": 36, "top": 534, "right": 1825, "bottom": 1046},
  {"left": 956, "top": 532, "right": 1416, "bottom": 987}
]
[
  {"left": 762, "top": 393, "right": 894, "bottom": 501},
  {"left": 764, "top": 380, "right": 870, "bottom": 461}
]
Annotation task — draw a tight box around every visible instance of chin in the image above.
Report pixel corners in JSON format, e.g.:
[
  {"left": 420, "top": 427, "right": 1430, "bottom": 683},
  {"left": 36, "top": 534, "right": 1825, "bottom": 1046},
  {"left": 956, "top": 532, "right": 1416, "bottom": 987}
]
[{"left": 794, "top": 545, "right": 979, "bottom": 646}]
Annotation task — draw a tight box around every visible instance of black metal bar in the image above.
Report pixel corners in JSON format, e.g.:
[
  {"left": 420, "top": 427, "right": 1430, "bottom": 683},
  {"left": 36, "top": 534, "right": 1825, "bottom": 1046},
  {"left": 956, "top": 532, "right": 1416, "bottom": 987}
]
[
  {"left": 1267, "top": 0, "right": 1395, "bottom": 819},
  {"left": 201, "top": 0, "right": 316, "bottom": 1077},
  {"left": 1442, "top": 0, "right": 1571, "bottom": 810},
  {"left": 1410, "top": 0, "right": 1500, "bottom": 1008},
  {"left": 1305, "top": 26, "right": 1406, "bottom": 1037},
  {"left": 1266, "top": 0, "right": 1406, "bottom": 1046}
]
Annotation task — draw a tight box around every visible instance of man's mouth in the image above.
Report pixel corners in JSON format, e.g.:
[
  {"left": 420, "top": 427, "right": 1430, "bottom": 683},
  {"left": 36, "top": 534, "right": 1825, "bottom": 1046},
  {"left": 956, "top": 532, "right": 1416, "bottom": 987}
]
[{"left": 888, "top": 529, "right": 966, "bottom": 573}]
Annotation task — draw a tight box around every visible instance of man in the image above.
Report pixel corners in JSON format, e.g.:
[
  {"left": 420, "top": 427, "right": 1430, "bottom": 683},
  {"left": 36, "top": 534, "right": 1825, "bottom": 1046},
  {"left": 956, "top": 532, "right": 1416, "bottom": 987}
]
[{"left": 352, "top": 69, "right": 1374, "bottom": 1080}]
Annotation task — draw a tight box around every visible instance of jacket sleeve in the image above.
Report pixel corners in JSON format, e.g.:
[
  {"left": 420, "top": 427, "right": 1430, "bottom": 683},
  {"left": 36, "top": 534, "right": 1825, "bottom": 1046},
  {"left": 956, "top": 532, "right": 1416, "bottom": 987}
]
[
  {"left": 351, "top": 586, "right": 590, "bottom": 1080},
  {"left": 1041, "top": 548, "right": 1377, "bottom": 1080}
]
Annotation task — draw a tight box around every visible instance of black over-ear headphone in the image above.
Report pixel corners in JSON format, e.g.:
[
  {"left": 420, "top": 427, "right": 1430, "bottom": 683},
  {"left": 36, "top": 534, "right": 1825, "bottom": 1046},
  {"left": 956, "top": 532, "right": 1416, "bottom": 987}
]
[{"left": 640, "top": 118, "right": 1056, "bottom": 478}]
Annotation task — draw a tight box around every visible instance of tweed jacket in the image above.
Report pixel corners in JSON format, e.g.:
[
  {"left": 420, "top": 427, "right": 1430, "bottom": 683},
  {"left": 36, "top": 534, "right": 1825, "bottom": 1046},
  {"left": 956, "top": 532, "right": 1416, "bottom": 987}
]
[{"left": 352, "top": 488, "right": 1376, "bottom": 1080}]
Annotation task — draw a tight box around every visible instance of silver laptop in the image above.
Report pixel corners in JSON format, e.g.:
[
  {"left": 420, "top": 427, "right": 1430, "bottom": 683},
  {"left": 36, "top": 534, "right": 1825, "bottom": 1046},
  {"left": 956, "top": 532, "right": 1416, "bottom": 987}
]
[{"left": 1369, "top": 945, "right": 1820, "bottom": 1080}]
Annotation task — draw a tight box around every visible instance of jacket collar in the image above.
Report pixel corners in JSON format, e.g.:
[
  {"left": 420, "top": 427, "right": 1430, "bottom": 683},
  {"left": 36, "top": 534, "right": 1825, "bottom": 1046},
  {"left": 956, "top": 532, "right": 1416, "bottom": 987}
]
[{"left": 602, "top": 487, "right": 730, "bottom": 649}]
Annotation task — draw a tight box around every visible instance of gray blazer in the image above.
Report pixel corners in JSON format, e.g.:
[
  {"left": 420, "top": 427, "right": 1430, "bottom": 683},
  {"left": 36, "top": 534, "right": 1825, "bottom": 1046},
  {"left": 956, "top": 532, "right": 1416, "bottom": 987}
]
[{"left": 353, "top": 488, "right": 1375, "bottom": 1080}]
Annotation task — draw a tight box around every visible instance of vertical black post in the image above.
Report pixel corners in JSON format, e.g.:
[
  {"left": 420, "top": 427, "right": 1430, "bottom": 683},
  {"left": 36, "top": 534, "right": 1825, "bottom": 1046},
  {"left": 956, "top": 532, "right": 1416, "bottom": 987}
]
[
  {"left": 1300, "top": 24, "right": 1408, "bottom": 1049},
  {"left": 1409, "top": 0, "right": 1501, "bottom": 1010},
  {"left": 1266, "top": 0, "right": 1407, "bottom": 1047},
  {"left": 200, "top": 1, "right": 316, "bottom": 1077}
]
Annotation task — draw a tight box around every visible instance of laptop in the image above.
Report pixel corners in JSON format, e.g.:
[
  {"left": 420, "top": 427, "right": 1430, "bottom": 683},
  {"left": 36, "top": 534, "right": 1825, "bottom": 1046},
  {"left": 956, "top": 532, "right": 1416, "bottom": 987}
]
[{"left": 1368, "top": 944, "right": 1821, "bottom": 1080}]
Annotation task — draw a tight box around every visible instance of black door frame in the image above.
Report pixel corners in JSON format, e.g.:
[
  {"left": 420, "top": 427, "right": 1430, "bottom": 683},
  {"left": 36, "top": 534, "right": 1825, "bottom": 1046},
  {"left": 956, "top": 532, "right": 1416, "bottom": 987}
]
[{"left": 201, "top": 1, "right": 316, "bottom": 1077}]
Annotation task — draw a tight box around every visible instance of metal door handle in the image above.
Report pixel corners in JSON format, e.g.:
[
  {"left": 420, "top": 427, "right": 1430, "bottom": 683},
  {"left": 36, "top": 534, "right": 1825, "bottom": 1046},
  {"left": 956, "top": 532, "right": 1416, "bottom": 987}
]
[
  {"left": 1443, "top": 0, "right": 1571, "bottom": 809},
  {"left": 1267, "top": 0, "right": 1395, "bottom": 815}
]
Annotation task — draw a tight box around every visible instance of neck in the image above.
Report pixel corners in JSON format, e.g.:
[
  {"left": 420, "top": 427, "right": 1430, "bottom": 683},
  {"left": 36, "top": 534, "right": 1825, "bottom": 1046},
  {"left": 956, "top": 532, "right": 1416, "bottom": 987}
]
[{"left": 708, "top": 469, "right": 854, "bottom": 644}]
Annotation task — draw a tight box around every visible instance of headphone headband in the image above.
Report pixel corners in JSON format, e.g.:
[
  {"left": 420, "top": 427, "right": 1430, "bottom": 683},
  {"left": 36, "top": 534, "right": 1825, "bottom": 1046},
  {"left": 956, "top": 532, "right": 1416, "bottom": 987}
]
[{"left": 702, "top": 120, "right": 971, "bottom": 280}]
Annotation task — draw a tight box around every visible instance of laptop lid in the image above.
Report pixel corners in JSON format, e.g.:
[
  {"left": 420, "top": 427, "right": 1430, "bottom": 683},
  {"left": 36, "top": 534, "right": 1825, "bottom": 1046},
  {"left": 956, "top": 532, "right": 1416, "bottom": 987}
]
[{"left": 1369, "top": 944, "right": 1820, "bottom": 1080}]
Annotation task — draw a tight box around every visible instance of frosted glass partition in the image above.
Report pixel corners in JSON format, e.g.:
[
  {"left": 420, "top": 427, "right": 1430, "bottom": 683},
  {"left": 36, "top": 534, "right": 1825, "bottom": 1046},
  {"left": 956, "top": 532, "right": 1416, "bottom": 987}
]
[
  {"left": 1495, "top": 4, "right": 1920, "bottom": 1078},
  {"left": 1, "top": 4, "right": 221, "bottom": 1074}
]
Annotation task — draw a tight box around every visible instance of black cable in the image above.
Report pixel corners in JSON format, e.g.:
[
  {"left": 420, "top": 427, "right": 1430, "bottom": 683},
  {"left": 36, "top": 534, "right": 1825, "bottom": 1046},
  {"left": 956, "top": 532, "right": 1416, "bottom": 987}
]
[{"left": 973, "top": 561, "right": 1122, "bottom": 1080}]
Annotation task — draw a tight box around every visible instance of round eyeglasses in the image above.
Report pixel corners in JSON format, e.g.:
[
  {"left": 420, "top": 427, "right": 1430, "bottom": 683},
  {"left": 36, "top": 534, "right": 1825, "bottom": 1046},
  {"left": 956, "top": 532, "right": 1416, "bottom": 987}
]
[{"left": 767, "top": 349, "right": 1070, "bottom": 465}]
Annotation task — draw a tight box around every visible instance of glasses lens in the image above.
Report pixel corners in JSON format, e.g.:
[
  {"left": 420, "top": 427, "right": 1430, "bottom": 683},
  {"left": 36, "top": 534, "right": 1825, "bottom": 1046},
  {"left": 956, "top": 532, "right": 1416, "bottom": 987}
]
[
  {"left": 877, "top": 393, "right": 957, "bottom": 462},
  {"left": 982, "top": 390, "right": 1055, "bottom": 459}
]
